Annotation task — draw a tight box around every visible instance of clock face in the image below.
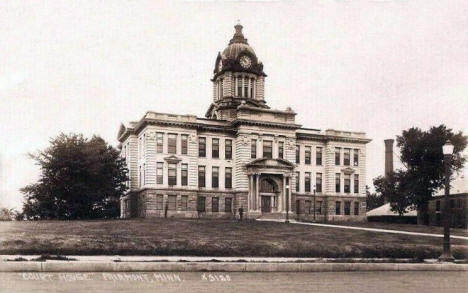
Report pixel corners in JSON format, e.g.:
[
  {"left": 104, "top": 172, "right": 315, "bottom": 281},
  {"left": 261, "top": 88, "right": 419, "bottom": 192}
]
[
  {"left": 218, "top": 60, "right": 223, "bottom": 71},
  {"left": 239, "top": 56, "right": 252, "bottom": 68}
]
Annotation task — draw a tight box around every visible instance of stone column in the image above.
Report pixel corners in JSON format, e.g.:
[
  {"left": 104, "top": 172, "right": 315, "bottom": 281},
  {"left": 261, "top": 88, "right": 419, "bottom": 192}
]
[
  {"left": 288, "top": 175, "right": 292, "bottom": 214},
  {"left": 248, "top": 174, "right": 253, "bottom": 211},
  {"left": 285, "top": 175, "right": 291, "bottom": 214},
  {"left": 279, "top": 175, "right": 285, "bottom": 212},
  {"left": 256, "top": 174, "right": 261, "bottom": 212}
]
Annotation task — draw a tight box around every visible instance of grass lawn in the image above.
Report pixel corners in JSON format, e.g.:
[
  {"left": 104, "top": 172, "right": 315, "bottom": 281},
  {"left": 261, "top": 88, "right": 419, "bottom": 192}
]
[
  {"left": 322, "top": 221, "right": 468, "bottom": 237},
  {"left": 0, "top": 219, "right": 467, "bottom": 259}
]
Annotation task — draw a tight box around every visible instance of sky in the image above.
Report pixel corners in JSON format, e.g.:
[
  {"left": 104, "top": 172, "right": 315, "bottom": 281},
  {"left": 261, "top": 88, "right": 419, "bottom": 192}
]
[{"left": 1, "top": 0, "right": 467, "bottom": 209}]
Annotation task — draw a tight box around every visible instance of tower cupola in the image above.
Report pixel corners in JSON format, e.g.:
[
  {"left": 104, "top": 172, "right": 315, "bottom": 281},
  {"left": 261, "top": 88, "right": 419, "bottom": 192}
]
[{"left": 207, "top": 24, "right": 268, "bottom": 120}]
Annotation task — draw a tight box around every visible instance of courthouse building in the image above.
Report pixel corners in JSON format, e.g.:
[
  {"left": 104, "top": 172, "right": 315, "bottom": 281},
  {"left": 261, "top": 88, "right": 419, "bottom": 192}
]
[{"left": 118, "top": 24, "right": 371, "bottom": 221}]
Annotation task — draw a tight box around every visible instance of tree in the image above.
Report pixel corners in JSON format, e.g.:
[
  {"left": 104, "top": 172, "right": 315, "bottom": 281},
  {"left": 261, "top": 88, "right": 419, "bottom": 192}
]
[
  {"left": 21, "top": 133, "right": 128, "bottom": 220},
  {"left": 374, "top": 125, "right": 466, "bottom": 224},
  {"left": 365, "top": 185, "right": 385, "bottom": 211},
  {"left": 0, "top": 208, "right": 17, "bottom": 221}
]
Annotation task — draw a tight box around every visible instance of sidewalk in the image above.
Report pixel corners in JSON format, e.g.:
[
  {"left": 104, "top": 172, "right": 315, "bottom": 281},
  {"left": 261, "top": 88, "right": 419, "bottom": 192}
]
[
  {"left": 256, "top": 219, "right": 468, "bottom": 240},
  {"left": 1, "top": 255, "right": 467, "bottom": 272}
]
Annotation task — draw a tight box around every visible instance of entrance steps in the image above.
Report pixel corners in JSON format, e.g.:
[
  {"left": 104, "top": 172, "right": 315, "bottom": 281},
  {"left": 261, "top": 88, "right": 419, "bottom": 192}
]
[{"left": 258, "top": 212, "right": 292, "bottom": 220}]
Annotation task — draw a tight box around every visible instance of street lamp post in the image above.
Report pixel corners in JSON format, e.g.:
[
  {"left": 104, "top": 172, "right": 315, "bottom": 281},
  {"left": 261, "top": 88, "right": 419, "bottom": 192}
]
[
  {"left": 439, "top": 141, "right": 455, "bottom": 262},
  {"left": 285, "top": 178, "right": 290, "bottom": 224},
  {"left": 313, "top": 186, "right": 316, "bottom": 221}
]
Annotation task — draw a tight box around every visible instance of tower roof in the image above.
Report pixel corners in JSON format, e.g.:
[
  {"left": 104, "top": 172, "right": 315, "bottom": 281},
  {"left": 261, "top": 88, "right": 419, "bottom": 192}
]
[{"left": 221, "top": 24, "right": 256, "bottom": 61}]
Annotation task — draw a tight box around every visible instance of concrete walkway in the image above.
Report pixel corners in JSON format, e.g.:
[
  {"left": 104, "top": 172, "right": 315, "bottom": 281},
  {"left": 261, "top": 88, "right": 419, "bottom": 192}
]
[
  {"left": 1, "top": 261, "right": 467, "bottom": 272},
  {"left": 256, "top": 219, "right": 468, "bottom": 241},
  {"left": 0, "top": 255, "right": 418, "bottom": 263}
]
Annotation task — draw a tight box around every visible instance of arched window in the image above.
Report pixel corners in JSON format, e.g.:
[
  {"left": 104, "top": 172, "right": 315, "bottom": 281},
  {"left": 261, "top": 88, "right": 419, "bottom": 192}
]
[{"left": 260, "top": 178, "right": 278, "bottom": 193}]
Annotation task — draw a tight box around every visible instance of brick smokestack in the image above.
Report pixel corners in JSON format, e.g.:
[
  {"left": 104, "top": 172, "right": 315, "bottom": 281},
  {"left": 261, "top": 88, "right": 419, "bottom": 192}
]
[
  {"left": 384, "top": 139, "right": 394, "bottom": 178},
  {"left": 383, "top": 139, "right": 394, "bottom": 204}
]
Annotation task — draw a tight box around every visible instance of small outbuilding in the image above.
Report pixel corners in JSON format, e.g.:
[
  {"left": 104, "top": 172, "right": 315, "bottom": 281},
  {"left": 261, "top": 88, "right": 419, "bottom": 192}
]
[{"left": 366, "top": 203, "right": 417, "bottom": 224}]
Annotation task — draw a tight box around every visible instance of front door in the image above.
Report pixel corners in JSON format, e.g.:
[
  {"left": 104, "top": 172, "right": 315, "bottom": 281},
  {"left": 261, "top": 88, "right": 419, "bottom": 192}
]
[{"left": 261, "top": 196, "right": 271, "bottom": 213}]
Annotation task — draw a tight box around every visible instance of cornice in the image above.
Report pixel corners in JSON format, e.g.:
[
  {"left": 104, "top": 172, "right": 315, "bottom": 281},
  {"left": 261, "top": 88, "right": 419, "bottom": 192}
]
[
  {"left": 296, "top": 132, "right": 372, "bottom": 144},
  {"left": 231, "top": 119, "right": 301, "bottom": 130}
]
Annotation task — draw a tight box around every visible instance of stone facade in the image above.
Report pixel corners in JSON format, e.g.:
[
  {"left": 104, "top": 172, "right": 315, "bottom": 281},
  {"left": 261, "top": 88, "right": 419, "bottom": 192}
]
[{"left": 118, "top": 24, "right": 371, "bottom": 221}]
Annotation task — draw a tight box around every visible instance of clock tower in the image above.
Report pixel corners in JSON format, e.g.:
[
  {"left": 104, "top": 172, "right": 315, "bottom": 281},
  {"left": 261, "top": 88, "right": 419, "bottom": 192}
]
[{"left": 206, "top": 24, "right": 268, "bottom": 120}]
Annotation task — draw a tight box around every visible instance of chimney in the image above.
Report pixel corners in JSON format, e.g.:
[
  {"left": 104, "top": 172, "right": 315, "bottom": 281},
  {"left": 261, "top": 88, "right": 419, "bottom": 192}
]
[{"left": 384, "top": 139, "right": 394, "bottom": 178}]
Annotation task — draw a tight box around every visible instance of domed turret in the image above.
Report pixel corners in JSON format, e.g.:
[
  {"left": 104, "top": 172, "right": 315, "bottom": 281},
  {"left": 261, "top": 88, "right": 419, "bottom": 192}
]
[
  {"left": 214, "top": 24, "right": 265, "bottom": 77},
  {"left": 207, "top": 24, "right": 268, "bottom": 120},
  {"left": 221, "top": 24, "right": 256, "bottom": 61}
]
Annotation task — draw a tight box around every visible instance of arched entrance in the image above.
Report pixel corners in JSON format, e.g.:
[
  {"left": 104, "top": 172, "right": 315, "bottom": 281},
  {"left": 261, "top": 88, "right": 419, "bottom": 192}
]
[
  {"left": 260, "top": 178, "right": 279, "bottom": 213},
  {"left": 245, "top": 158, "right": 295, "bottom": 218}
]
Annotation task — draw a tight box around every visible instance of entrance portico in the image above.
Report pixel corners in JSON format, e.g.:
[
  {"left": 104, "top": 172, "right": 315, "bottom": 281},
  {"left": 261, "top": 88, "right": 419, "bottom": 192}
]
[{"left": 246, "top": 158, "right": 295, "bottom": 218}]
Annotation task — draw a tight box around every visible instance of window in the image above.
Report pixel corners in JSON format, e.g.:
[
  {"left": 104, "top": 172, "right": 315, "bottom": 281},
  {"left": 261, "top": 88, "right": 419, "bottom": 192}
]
[
  {"left": 225, "top": 167, "right": 232, "bottom": 189},
  {"left": 156, "top": 132, "right": 164, "bottom": 153},
  {"left": 336, "top": 201, "right": 341, "bottom": 215},
  {"left": 251, "top": 139, "right": 257, "bottom": 159},
  {"left": 316, "top": 147, "right": 322, "bottom": 165},
  {"left": 212, "top": 166, "right": 219, "bottom": 188},
  {"left": 197, "top": 196, "right": 205, "bottom": 212},
  {"left": 237, "top": 77, "right": 242, "bottom": 97},
  {"left": 181, "top": 195, "right": 188, "bottom": 211},
  {"left": 353, "top": 149, "right": 359, "bottom": 166},
  {"left": 139, "top": 166, "right": 142, "bottom": 187},
  {"left": 278, "top": 141, "right": 284, "bottom": 159},
  {"left": 168, "top": 195, "right": 176, "bottom": 210},
  {"left": 316, "top": 173, "right": 322, "bottom": 193},
  {"left": 305, "top": 172, "right": 311, "bottom": 192},
  {"left": 304, "top": 200, "right": 311, "bottom": 214},
  {"left": 225, "top": 198, "right": 232, "bottom": 213},
  {"left": 436, "top": 200, "right": 441, "bottom": 212},
  {"left": 296, "top": 172, "right": 300, "bottom": 192},
  {"left": 143, "top": 164, "right": 146, "bottom": 186},
  {"left": 212, "top": 197, "right": 219, "bottom": 212},
  {"left": 225, "top": 139, "right": 232, "bottom": 159},
  {"left": 198, "top": 166, "right": 205, "bottom": 187},
  {"left": 335, "top": 147, "right": 341, "bottom": 165},
  {"left": 305, "top": 146, "right": 311, "bottom": 164},
  {"left": 220, "top": 78, "right": 223, "bottom": 98},
  {"left": 157, "top": 162, "right": 163, "bottom": 184},
  {"left": 168, "top": 163, "right": 177, "bottom": 186},
  {"left": 156, "top": 194, "right": 164, "bottom": 210},
  {"left": 138, "top": 137, "right": 142, "bottom": 159},
  {"left": 344, "top": 174, "right": 351, "bottom": 193},
  {"left": 450, "top": 199, "right": 455, "bottom": 209},
  {"left": 317, "top": 201, "right": 322, "bottom": 215},
  {"left": 212, "top": 138, "right": 219, "bottom": 158},
  {"left": 168, "top": 134, "right": 177, "bottom": 154},
  {"left": 344, "top": 148, "right": 350, "bottom": 166},
  {"left": 181, "top": 134, "right": 188, "bottom": 155},
  {"left": 296, "top": 145, "right": 300, "bottom": 164},
  {"left": 263, "top": 140, "right": 273, "bottom": 158},
  {"left": 335, "top": 173, "right": 341, "bottom": 193},
  {"left": 354, "top": 202, "right": 359, "bottom": 215},
  {"left": 244, "top": 77, "right": 248, "bottom": 97},
  {"left": 250, "top": 78, "right": 255, "bottom": 98},
  {"left": 198, "top": 137, "right": 206, "bottom": 157},
  {"left": 344, "top": 201, "right": 351, "bottom": 215},
  {"left": 354, "top": 174, "right": 359, "bottom": 194},
  {"left": 181, "top": 164, "right": 188, "bottom": 186},
  {"left": 457, "top": 199, "right": 462, "bottom": 209}
]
